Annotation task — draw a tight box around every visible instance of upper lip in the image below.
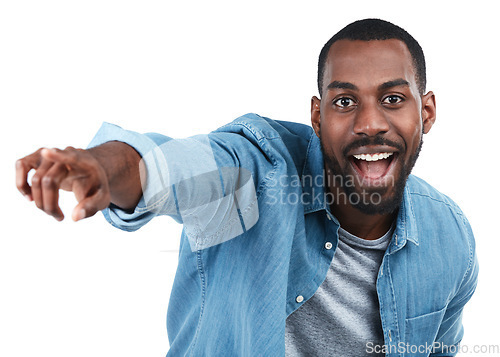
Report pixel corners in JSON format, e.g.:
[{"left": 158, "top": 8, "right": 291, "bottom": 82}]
[{"left": 347, "top": 145, "right": 400, "bottom": 157}]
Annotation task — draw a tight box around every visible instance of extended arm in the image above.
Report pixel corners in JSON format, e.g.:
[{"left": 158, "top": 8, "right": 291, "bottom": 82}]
[{"left": 16, "top": 115, "right": 280, "bottom": 243}]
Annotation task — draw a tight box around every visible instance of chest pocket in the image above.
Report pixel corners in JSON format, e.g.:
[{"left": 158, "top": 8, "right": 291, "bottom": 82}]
[{"left": 404, "top": 305, "right": 447, "bottom": 356}]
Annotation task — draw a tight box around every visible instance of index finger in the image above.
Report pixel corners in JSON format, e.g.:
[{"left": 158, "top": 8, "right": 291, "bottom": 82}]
[{"left": 41, "top": 147, "right": 89, "bottom": 169}]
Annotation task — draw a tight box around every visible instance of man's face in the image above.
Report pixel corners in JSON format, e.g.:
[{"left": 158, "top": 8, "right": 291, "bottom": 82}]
[{"left": 311, "top": 39, "right": 436, "bottom": 215}]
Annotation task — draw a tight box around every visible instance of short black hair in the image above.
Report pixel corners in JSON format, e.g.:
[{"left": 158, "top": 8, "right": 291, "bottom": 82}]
[{"left": 317, "top": 19, "right": 426, "bottom": 96}]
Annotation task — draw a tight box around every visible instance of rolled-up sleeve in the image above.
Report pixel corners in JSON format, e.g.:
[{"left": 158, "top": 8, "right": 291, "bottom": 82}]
[
  {"left": 88, "top": 122, "right": 179, "bottom": 231},
  {"left": 88, "top": 118, "right": 274, "bottom": 251}
]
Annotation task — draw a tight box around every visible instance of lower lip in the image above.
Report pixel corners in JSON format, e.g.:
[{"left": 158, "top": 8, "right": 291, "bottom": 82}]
[{"left": 349, "top": 154, "right": 399, "bottom": 185}]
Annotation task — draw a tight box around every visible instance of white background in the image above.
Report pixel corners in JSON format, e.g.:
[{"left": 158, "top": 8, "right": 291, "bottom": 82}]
[{"left": 1, "top": 1, "right": 498, "bottom": 356}]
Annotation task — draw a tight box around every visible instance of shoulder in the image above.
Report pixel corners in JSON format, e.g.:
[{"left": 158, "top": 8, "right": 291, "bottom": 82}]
[
  {"left": 405, "top": 174, "right": 475, "bottom": 261},
  {"left": 215, "top": 113, "right": 314, "bottom": 142},
  {"left": 405, "top": 175, "right": 478, "bottom": 292},
  {"left": 214, "top": 113, "right": 315, "bottom": 172},
  {"left": 405, "top": 175, "right": 467, "bottom": 217}
]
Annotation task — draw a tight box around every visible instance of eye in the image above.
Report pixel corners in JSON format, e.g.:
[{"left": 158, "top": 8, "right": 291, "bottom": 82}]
[
  {"left": 333, "top": 97, "right": 356, "bottom": 109},
  {"left": 382, "top": 95, "right": 404, "bottom": 105}
]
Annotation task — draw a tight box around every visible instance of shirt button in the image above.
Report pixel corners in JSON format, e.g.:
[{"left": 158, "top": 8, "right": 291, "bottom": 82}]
[
  {"left": 296, "top": 295, "right": 304, "bottom": 303},
  {"left": 325, "top": 242, "right": 333, "bottom": 250}
]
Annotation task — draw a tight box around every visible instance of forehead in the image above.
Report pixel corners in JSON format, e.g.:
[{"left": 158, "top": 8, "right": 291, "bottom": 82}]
[{"left": 323, "top": 39, "right": 418, "bottom": 92}]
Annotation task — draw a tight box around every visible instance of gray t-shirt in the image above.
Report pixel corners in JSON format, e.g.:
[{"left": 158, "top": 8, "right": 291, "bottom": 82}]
[{"left": 285, "top": 225, "right": 393, "bottom": 356}]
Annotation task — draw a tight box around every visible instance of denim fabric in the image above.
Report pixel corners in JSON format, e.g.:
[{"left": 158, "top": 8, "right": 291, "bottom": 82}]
[{"left": 89, "top": 113, "right": 478, "bottom": 357}]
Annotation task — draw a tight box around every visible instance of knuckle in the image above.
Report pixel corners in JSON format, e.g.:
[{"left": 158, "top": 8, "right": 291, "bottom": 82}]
[
  {"left": 64, "top": 147, "right": 78, "bottom": 161},
  {"left": 41, "top": 175, "right": 56, "bottom": 189},
  {"left": 15, "top": 159, "right": 25, "bottom": 169},
  {"left": 16, "top": 181, "right": 26, "bottom": 192},
  {"left": 64, "top": 146, "right": 77, "bottom": 155},
  {"left": 29, "top": 148, "right": 45, "bottom": 164},
  {"left": 28, "top": 147, "right": 44, "bottom": 158},
  {"left": 31, "top": 174, "right": 42, "bottom": 186}
]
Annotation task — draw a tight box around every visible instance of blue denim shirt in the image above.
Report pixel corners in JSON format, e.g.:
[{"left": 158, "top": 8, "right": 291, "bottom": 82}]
[{"left": 89, "top": 113, "right": 478, "bottom": 357}]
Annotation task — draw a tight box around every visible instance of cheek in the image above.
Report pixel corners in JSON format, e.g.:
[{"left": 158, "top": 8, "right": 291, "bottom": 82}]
[
  {"left": 399, "top": 121, "right": 422, "bottom": 153},
  {"left": 320, "top": 123, "right": 347, "bottom": 157},
  {"left": 390, "top": 108, "right": 423, "bottom": 150}
]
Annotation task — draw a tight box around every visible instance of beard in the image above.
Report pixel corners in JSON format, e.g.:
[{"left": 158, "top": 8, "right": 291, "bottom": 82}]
[{"left": 320, "top": 134, "right": 423, "bottom": 215}]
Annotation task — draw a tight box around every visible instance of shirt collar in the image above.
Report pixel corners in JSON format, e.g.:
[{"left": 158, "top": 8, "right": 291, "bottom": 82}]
[
  {"left": 301, "top": 133, "right": 328, "bottom": 214},
  {"left": 301, "top": 132, "right": 419, "bottom": 248},
  {"left": 390, "top": 179, "right": 420, "bottom": 252}
]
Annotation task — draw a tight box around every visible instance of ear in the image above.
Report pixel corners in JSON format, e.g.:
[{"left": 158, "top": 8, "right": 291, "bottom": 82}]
[
  {"left": 311, "top": 96, "right": 321, "bottom": 138},
  {"left": 421, "top": 91, "right": 436, "bottom": 134}
]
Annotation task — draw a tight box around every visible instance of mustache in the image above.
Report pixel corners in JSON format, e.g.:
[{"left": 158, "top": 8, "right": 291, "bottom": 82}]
[{"left": 342, "top": 136, "right": 405, "bottom": 157}]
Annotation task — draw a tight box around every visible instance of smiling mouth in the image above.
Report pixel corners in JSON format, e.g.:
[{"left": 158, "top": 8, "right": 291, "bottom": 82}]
[{"left": 350, "top": 152, "right": 397, "bottom": 180}]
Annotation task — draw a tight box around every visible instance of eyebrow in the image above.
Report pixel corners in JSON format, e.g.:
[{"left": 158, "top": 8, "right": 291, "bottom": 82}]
[
  {"left": 377, "top": 78, "right": 410, "bottom": 90},
  {"left": 326, "top": 81, "right": 358, "bottom": 91},
  {"left": 326, "top": 78, "right": 410, "bottom": 92}
]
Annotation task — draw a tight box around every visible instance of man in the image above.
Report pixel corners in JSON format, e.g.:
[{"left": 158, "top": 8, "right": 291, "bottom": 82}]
[{"left": 16, "top": 19, "right": 478, "bottom": 356}]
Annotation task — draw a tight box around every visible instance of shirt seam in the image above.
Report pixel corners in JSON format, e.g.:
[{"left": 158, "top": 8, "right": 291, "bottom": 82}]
[
  {"left": 453, "top": 214, "right": 475, "bottom": 300},
  {"left": 302, "top": 132, "right": 325, "bottom": 214},
  {"left": 301, "top": 131, "right": 317, "bottom": 176},
  {"left": 408, "top": 192, "right": 464, "bottom": 215},
  {"left": 215, "top": 121, "right": 281, "bottom": 200},
  {"left": 254, "top": 137, "right": 280, "bottom": 199},
  {"left": 189, "top": 250, "right": 207, "bottom": 356},
  {"left": 217, "top": 119, "right": 281, "bottom": 141},
  {"left": 386, "top": 255, "right": 402, "bottom": 352}
]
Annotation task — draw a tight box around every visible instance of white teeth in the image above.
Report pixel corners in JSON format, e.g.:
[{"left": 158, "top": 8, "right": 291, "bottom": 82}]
[{"left": 353, "top": 152, "right": 394, "bottom": 161}]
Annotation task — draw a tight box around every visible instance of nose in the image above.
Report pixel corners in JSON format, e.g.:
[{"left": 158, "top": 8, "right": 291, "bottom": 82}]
[{"left": 353, "top": 101, "right": 390, "bottom": 136}]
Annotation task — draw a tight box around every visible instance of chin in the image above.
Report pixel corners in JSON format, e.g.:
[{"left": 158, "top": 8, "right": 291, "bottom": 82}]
[
  {"left": 353, "top": 189, "right": 403, "bottom": 215},
  {"left": 341, "top": 181, "right": 405, "bottom": 216}
]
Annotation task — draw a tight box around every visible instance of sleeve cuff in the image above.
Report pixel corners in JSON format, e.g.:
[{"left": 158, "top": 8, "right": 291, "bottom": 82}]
[{"left": 87, "top": 122, "right": 165, "bottom": 231}]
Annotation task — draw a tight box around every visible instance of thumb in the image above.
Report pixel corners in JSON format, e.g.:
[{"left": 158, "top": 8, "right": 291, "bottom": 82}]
[{"left": 72, "top": 189, "right": 110, "bottom": 221}]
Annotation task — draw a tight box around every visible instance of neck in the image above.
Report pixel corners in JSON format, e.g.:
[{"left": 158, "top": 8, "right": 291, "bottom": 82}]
[{"left": 329, "top": 185, "right": 397, "bottom": 240}]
